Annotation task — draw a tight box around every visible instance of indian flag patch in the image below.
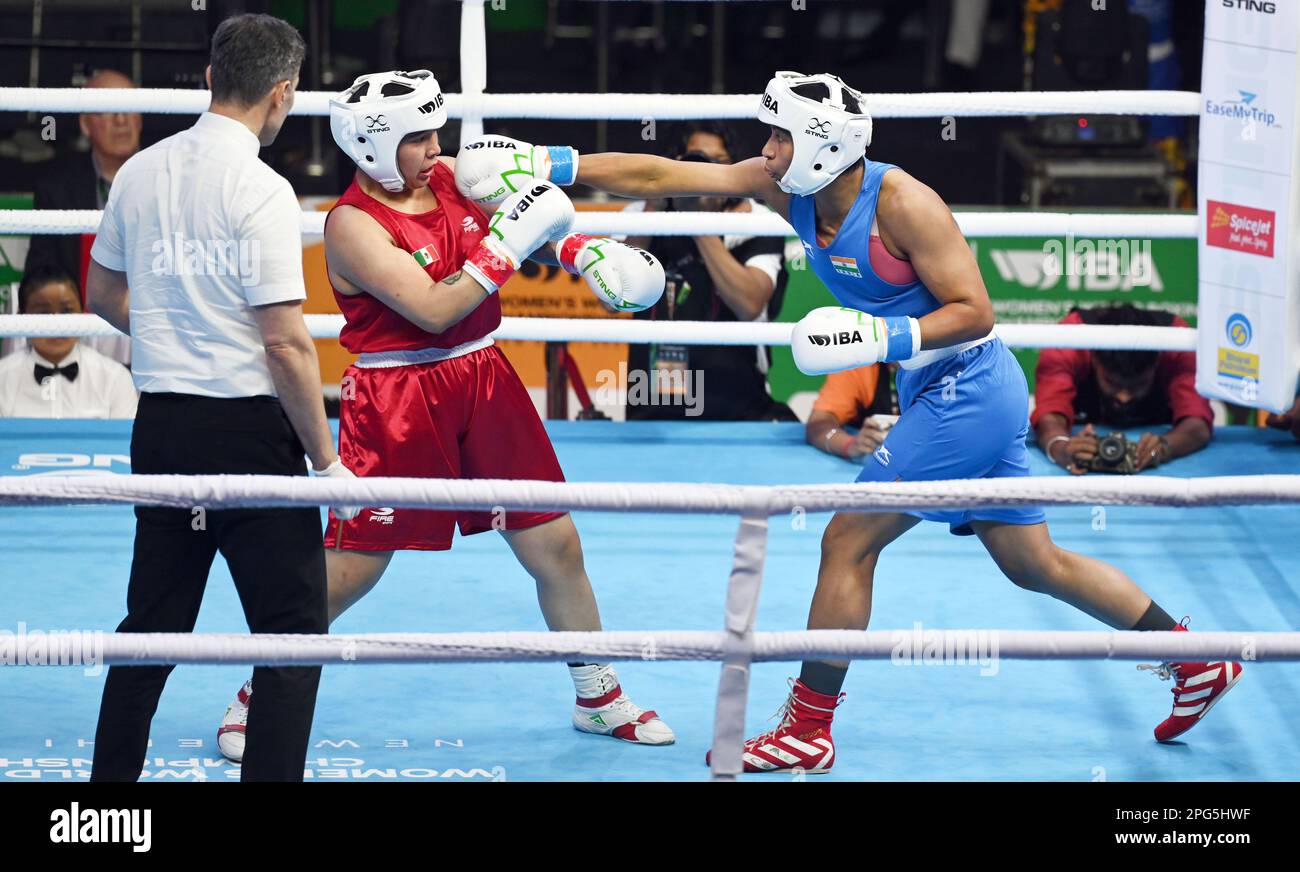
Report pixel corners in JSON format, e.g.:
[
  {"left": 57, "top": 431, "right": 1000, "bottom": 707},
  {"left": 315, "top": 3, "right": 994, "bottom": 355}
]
[
  {"left": 830, "top": 255, "right": 861, "bottom": 278},
  {"left": 411, "top": 244, "right": 440, "bottom": 268}
]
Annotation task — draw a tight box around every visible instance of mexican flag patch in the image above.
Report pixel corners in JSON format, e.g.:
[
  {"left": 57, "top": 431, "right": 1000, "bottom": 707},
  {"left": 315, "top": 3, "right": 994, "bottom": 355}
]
[{"left": 411, "top": 244, "right": 440, "bottom": 268}]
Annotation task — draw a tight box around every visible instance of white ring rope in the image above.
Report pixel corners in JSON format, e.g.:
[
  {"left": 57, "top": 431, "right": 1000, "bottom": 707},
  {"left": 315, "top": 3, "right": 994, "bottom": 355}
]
[
  {"left": 0, "top": 208, "right": 1197, "bottom": 239},
  {"left": 0, "top": 314, "right": 1198, "bottom": 351},
  {"left": 0, "top": 88, "right": 1201, "bottom": 119},
  {"left": 7, "top": 630, "right": 1299, "bottom": 667},
  {"left": 2, "top": 474, "right": 1297, "bottom": 513}
]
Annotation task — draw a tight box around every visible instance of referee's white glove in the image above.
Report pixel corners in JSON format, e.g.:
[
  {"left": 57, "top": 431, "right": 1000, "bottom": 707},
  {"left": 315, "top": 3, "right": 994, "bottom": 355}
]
[{"left": 313, "top": 458, "right": 362, "bottom": 522}]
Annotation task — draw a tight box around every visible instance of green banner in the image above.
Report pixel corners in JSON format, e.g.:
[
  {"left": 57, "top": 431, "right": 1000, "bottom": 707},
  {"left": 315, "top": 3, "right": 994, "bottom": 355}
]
[
  {"left": 0, "top": 195, "right": 33, "bottom": 313},
  {"left": 771, "top": 233, "right": 1198, "bottom": 399}
]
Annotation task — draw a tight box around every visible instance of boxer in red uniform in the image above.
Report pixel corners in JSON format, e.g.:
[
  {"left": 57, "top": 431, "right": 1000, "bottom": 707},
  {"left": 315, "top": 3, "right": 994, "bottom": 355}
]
[{"left": 217, "top": 70, "right": 672, "bottom": 761}]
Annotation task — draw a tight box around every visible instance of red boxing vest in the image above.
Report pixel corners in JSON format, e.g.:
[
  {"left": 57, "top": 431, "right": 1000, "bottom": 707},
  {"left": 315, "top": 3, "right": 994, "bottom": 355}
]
[{"left": 327, "top": 161, "right": 500, "bottom": 353}]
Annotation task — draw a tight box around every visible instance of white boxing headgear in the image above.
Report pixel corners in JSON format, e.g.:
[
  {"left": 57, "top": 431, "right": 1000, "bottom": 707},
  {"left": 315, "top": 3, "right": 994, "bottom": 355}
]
[
  {"left": 756, "top": 70, "right": 872, "bottom": 196},
  {"left": 329, "top": 69, "right": 447, "bottom": 192}
]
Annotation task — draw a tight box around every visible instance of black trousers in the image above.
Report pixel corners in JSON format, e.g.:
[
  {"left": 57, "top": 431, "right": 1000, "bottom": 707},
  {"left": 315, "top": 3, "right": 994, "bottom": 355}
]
[{"left": 91, "top": 392, "right": 328, "bottom": 782}]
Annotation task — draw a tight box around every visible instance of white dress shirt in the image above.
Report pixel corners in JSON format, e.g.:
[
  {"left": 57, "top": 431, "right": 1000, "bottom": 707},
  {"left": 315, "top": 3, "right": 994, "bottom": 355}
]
[
  {"left": 0, "top": 343, "right": 138, "bottom": 418},
  {"left": 90, "top": 111, "right": 306, "bottom": 398}
]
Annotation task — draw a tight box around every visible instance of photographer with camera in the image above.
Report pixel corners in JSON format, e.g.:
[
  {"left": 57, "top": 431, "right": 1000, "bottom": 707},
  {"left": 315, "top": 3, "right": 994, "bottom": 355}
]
[
  {"left": 619, "top": 121, "right": 795, "bottom": 421},
  {"left": 1032, "top": 304, "right": 1212, "bottom": 474}
]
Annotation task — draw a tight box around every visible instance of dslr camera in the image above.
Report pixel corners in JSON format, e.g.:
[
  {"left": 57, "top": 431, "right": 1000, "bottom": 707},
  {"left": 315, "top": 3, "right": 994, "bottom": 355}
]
[{"left": 1086, "top": 431, "right": 1140, "bottom": 474}]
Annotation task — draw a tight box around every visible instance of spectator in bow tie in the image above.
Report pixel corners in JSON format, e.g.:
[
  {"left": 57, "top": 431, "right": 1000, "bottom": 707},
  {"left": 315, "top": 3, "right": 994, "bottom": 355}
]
[{"left": 0, "top": 266, "right": 137, "bottom": 418}]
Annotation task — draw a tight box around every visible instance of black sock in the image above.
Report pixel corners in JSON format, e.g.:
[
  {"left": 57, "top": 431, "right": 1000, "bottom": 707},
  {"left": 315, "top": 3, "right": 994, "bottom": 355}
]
[
  {"left": 1131, "top": 601, "right": 1178, "bottom": 632},
  {"left": 567, "top": 662, "right": 589, "bottom": 668},
  {"left": 799, "top": 661, "right": 848, "bottom": 696}
]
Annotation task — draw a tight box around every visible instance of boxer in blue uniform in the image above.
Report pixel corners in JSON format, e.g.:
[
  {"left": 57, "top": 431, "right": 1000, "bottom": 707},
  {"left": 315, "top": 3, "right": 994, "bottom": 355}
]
[{"left": 452, "top": 71, "right": 1244, "bottom": 773}]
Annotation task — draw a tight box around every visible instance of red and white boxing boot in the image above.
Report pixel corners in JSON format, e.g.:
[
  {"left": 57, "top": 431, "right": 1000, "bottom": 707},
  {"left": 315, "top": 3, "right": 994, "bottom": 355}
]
[
  {"left": 1141, "top": 620, "right": 1244, "bottom": 743},
  {"left": 216, "top": 679, "right": 252, "bottom": 762},
  {"left": 706, "top": 678, "right": 843, "bottom": 773},
  {"left": 570, "top": 664, "right": 674, "bottom": 745}
]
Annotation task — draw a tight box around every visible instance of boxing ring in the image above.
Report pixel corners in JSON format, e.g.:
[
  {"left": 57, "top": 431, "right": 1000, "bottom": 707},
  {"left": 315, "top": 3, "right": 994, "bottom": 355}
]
[
  {"left": 2, "top": 420, "right": 1299, "bottom": 781},
  {"left": 4, "top": 0, "right": 1300, "bottom": 782}
]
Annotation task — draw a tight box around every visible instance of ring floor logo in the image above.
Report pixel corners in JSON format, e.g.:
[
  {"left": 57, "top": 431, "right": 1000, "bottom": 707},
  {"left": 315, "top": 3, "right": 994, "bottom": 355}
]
[
  {"left": 9, "top": 452, "right": 130, "bottom": 477},
  {"left": 4, "top": 736, "right": 506, "bottom": 782}
]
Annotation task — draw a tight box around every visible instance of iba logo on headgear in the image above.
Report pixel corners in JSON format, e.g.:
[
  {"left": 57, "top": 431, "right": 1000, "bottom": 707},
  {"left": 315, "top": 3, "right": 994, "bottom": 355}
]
[{"left": 1225, "top": 313, "right": 1252, "bottom": 348}]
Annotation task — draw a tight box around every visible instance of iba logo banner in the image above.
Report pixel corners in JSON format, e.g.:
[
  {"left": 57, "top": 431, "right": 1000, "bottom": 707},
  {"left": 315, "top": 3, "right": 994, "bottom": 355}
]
[{"left": 1207, "top": 200, "right": 1275, "bottom": 257}]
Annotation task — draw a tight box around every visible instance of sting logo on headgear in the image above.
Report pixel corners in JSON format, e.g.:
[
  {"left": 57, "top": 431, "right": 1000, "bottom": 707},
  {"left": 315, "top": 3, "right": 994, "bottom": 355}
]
[
  {"left": 806, "top": 118, "right": 832, "bottom": 139},
  {"left": 808, "top": 331, "right": 863, "bottom": 347},
  {"left": 365, "top": 115, "right": 386, "bottom": 127}
]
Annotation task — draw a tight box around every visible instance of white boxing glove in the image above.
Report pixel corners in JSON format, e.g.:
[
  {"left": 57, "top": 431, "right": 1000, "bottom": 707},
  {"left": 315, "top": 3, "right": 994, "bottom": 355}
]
[
  {"left": 791, "top": 306, "right": 920, "bottom": 375},
  {"left": 555, "top": 234, "right": 666, "bottom": 312},
  {"left": 463, "top": 180, "right": 576, "bottom": 294},
  {"left": 455, "top": 135, "right": 580, "bottom": 207},
  {"left": 313, "top": 458, "right": 362, "bottom": 522}
]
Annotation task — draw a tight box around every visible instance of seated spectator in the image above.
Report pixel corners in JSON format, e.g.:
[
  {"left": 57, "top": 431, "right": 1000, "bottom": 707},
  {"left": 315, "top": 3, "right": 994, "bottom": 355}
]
[
  {"left": 621, "top": 121, "right": 795, "bottom": 421},
  {"left": 805, "top": 364, "right": 894, "bottom": 460},
  {"left": 1032, "top": 304, "right": 1211, "bottom": 474},
  {"left": 1266, "top": 395, "right": 1300, "bottom": 442},
  {"left": 26, "top": 68, "right": 141, "bottom": 365},
  {"left": 0, "top": 267, "right": 137, "bottom": 419}
]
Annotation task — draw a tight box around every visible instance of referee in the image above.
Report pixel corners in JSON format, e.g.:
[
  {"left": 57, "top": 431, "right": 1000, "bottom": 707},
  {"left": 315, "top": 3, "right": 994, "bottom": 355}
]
[{"left": 85, "top": 14, "right": 356, "bottom": 782}]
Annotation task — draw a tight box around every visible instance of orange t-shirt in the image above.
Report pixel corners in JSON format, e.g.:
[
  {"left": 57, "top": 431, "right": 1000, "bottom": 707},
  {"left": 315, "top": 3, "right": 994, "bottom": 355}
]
[{"left": 811, "top": 366, "right": 880, "bottom": 425}]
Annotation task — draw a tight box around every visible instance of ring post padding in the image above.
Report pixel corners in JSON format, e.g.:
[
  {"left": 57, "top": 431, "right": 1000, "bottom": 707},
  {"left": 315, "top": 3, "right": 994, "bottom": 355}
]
[{"left": 710, "top": 512, "right": 769, "bottom": 781}]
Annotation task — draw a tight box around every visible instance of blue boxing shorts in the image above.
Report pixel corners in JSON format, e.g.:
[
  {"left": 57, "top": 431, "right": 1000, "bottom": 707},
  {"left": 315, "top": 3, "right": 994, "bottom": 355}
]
[{"left": 855, "top": 337, "right": 1046, "bottom": 535}]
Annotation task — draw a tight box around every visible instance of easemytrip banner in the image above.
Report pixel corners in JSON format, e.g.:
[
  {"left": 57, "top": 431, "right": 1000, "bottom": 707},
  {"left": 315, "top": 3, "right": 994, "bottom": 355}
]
[{"left": 1197, "top": 0, "right": 1300, "bottom": 412}]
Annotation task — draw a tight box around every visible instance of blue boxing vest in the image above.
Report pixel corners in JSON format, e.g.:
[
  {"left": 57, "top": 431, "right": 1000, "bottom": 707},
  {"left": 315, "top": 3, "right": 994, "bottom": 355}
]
[{"left": 788, "top": 159, "right": 941, "bottom": 320}]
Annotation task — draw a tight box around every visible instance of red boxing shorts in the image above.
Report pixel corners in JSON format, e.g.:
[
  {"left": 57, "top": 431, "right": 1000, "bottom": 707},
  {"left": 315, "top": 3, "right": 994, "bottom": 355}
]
[{"left": 324, "top": 344, "right": 566, "bottom": 551}]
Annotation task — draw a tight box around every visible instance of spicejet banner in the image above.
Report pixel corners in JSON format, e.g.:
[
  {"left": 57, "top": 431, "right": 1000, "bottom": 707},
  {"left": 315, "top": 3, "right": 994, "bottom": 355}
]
[{"left": 1197, "top": 0, "right": 1300, "bottom": 412}]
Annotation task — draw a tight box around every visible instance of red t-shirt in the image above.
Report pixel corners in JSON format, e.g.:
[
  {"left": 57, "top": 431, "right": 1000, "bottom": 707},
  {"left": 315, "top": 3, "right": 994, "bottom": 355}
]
[
  {"left": 1030, "top": 310, "right": 1212, "bottom": 429},
  {"left": 327, "top": 161, "right": 498, "bottom": 353}
]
